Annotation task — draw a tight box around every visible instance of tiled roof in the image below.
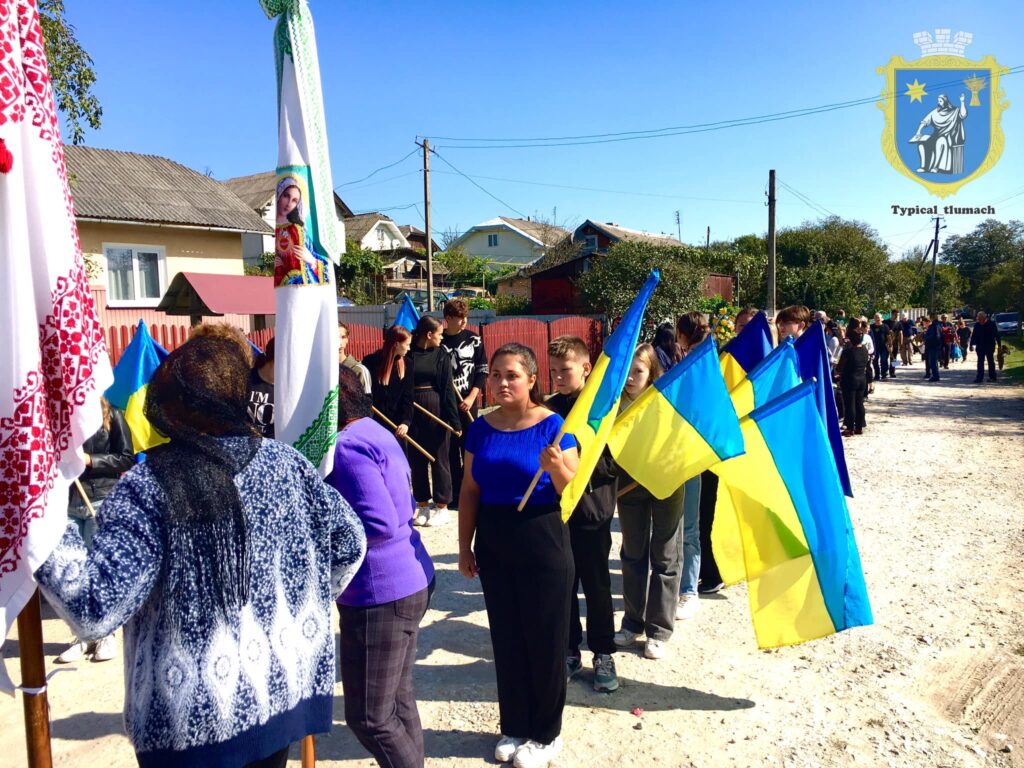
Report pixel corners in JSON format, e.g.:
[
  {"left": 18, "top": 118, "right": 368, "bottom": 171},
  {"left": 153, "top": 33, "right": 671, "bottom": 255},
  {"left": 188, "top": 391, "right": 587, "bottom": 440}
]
[{"left": 65, "top": 146, "right": 271, "bottom": 233}]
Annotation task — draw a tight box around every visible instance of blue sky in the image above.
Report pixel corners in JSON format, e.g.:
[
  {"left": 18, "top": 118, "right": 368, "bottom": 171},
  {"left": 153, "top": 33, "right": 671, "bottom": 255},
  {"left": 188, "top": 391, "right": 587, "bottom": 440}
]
[{"left": 68, "top": 0, "right": 1023, "bottom": 253}]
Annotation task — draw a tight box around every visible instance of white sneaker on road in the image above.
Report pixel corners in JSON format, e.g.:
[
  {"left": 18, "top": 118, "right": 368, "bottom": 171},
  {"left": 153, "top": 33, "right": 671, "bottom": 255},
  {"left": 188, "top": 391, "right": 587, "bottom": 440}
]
[
  {"left": 675, "top": 593, "right": 701, "bottom": 620},
  {"left": 495, "top": 735, "right": 524, "bottom": 763},
  {"left": 613, "top": 627, "right": 641, "bottom": 648},
  {"left": 413, "top": 506, "right": 431, "bottom": 526},
  {"left": 56, "top": 638, "right": 89, "bottom": 664},
  {"left": 426, "top": 507, "right": 451, "bottom": 527},
  {"left": 92, "top": 634, "right": 117, "bottom": 662},
  {"left": 644, "top": 638, "right": 668, "bottom": 660},
  {"left": 513, "top": 736, "right": 563, "bottom": 768}
]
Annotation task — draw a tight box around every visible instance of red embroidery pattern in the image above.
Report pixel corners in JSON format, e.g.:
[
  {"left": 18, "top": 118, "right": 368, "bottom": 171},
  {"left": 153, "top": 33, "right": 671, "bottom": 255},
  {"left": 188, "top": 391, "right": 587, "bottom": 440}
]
[
  {"left": 0, "top": 1, "right": 107, "bottom": 574},
  {"left": 0, "top": 260, "right": 105, "bottom": 574}
]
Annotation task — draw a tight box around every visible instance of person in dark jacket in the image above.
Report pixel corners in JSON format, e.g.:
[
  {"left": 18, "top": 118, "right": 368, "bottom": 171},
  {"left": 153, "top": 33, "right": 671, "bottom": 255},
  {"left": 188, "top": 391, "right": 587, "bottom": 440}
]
[
  {"left": 247, "top": 338, "right": 275, "bottom": 438},
  {"left": 956, "top": 318, "right": 972, "bottom": 364},
  {"left": 409, "top": 316, "right": 461, "bottom": 527},
  {"left": 870, "top": 314, "right": 891, "bottom": 381},
  {"left": 924, "top": 315, "right": 944, "bottom": 382},
  {"left": 837, "top": 330, "right": 869, "bottom": 435},
  {"left": 57, "top": 398, "right": 136, "bottom": 664},
  {"left": 547, "top": 335, "right": 618, "bottom": 694},
  {"left": 969, "top": 311, "right": 1001, "bottom": 383},
  {"left": 363, "top": 325, "right": 414, "bottom": 439}
]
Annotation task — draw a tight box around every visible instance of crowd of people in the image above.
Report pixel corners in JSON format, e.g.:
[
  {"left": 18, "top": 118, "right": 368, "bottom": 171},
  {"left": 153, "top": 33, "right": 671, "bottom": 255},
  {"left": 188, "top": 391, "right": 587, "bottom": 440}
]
[{"left": 33, "top": 297, "right": 1004, "bottom": 768}]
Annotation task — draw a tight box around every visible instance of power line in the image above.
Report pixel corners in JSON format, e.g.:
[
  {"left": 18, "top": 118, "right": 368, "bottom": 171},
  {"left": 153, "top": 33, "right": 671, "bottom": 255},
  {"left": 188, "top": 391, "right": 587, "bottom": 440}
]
[
  {"left": 777, "top": 178, "right": 837, "bottom": 218},
  {"left": 341, "top": 169, "right": 421, "bottom": 192},
  {"left": 428, "top": 66, "right": 1022, "bottom": 149},
  {"left": 335, "top": 148, "right": 418, "bottom": 187},
  {"left": 429, "top": 149, "right": 529, "bottom": 219}
]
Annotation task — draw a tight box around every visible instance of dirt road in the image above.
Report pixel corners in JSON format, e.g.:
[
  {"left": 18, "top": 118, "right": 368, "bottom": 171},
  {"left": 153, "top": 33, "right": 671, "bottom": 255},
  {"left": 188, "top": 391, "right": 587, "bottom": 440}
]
[{"left": 3, "top": 358, "right": 1023, "bottom": 767}]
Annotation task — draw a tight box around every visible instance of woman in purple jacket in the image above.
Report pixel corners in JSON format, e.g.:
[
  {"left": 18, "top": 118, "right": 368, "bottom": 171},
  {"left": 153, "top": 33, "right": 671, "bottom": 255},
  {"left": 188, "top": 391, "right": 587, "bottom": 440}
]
[{"left": 326, "top": 366, "right": 435, "bottom": 768}]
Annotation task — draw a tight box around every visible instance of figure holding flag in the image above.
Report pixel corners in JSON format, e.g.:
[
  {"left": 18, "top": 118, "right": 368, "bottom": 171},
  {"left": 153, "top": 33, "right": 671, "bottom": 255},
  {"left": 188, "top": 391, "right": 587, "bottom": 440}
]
[{"left": 458, "top": 343, "right": 578, "bottom": 767}]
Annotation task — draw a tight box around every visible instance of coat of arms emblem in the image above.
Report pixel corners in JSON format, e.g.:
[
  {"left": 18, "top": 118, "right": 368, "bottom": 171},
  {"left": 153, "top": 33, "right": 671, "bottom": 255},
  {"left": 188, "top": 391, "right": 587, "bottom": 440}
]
[{"left": 877, "top": 30, "right": 1009, "bottom": 197}]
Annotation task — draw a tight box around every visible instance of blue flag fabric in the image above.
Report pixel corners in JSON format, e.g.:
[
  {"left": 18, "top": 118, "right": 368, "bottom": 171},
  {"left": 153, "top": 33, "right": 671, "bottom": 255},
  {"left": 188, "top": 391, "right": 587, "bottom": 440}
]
[
  {"left": 794, "top": 324, "right": 852, "bottom": 497},
  {"left": 395, "top": 294, "right": 421, "bottom": 332}
]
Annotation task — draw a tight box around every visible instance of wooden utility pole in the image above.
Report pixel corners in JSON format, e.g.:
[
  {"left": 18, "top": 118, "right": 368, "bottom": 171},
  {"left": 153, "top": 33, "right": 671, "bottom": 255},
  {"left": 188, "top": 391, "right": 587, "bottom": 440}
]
[
  {"left": 705, "top": 226, "right": 710, "bottom": 252},
  {"left": 675, "top": 210, "right": 681, "bottom": 242},
  {"left": 766, "top": 169, "right": 777, "bottom": 317},
  {"left": 17, "top": 591, "right": 53, "bottom": 768},
  {"left": 928, "top": 215, "right": 943, "bottom": 314},
  {"left": 420, "top": 139, "right": 435, "bottom": 312}
]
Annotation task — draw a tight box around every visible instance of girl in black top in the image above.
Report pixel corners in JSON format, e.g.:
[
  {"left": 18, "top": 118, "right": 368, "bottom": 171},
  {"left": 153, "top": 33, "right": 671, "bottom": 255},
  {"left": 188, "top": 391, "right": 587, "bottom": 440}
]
[
  {"left": 837, "top": 330, "right": 869, "bottom": 435},
  {"left": 409, "top": 316, "right": 460, "bottom": 526},
  {"left": 363, "top": 325, "right": 414, "bottom": 440}
]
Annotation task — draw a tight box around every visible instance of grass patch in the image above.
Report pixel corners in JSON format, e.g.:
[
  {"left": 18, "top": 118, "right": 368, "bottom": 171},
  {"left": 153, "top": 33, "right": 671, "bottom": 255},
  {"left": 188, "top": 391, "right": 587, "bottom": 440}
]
[{"left": 1000, "top": 335, "right": 1024, "bottom": 385}]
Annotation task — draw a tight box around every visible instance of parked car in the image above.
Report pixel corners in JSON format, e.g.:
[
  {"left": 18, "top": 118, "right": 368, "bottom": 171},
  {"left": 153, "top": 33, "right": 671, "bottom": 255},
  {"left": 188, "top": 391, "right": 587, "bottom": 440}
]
[
  {"left": 994, "top": 311, "right": 1020, "bottom": 335},
  {"left": 449, "top": 286, "right": 491, "bottom": 300},
  {"left": 388, "top": 289, "right": 448, "bottom": 313}
]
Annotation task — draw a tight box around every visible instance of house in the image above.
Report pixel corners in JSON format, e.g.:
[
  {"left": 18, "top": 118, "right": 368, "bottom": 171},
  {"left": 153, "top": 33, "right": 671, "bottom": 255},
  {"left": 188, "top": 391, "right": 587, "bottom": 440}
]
[
  {"left": 65, "top": 146, "right": 273, "bottom": 333},
  {"left": 344, "top": 212, "right": 411, "bottom": 252},
  {"left": 382, "top": 255, "right": 450, "bottom": 293},
  {"left": 398, "top": 224, "right": 440, "bottom": 254},
  {"left": 526, "top": 219, "right": 732, "bottom": 314},
  {"left": 448, "top": 216, "right": 569, "bottom": 268},
  {"left": 222, "top": 170, "right": 354, "bottom": 267}
]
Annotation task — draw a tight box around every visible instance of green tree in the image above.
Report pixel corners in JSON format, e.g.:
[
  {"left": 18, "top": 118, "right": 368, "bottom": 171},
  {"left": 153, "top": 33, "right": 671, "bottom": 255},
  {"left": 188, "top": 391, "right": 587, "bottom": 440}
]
[
  {"left": 39, "top": 0, "right": 102, "bottom": 145},
  {"left": 974, "top": 258, "right": 1023, "bottom": 313},
  {"left": 335, "top": 240, "right": 386, "bottom": 304},
  {"left": 941, "top": 219, "right": 1024, "bottom": 305},
  {"left": 577, "top": 241, "right": 706, "bottom": 332},
  {"left": 244, "top": 251, "right": 275, "bottom": 277},
  {"left": 907, "top": 263, "right": 965, "bottom": 314},
  {"left": 435, "top": 246, "right": 491, "bottom": 287}
]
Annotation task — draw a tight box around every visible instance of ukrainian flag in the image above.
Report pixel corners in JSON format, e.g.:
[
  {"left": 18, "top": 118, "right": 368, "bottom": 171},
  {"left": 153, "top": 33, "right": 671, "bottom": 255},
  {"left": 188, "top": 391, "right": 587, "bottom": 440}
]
[
  {"left": 712, "top": 380, "right": 872, "bottom": 648},
  {"left": 720, "top": 311, "right": 773, "bottom": 390},
  {"left": 608, "top": 336, "right": 744, "bottom": 500},
  {"left": 728, "top": 337, "right": 801, "bottom": 417},
  {"left": 557, "top": 269, "right": 660, "bottom": 520},
  {"left": 794, "top": 324, "right": 852, "bottom": 496},
  {"left": 104, "top": 320, "right": 169, "bottom": 453}
]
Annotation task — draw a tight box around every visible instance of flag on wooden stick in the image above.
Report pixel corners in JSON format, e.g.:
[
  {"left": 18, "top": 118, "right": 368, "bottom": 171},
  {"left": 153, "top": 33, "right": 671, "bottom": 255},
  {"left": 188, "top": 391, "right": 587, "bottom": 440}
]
[
  {"left": 262, "top": 0, "right": 344, "bottom": 477},
  {"left": 0, "top": 0, "right": 112, "bottom": 692}
]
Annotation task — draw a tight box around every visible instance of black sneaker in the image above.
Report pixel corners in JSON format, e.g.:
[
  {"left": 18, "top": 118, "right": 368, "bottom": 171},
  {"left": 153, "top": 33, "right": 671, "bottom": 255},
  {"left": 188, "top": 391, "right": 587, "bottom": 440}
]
[
  {"left": 593, "top": 654, "right": 619, "bottom": 692},
  {"left": 566, "top": 654, "right": 583, "bottom": 682}
]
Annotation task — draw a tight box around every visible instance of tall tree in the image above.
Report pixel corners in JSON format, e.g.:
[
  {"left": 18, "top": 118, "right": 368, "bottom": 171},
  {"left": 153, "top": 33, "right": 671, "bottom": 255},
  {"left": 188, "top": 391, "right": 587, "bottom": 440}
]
[
  {"left": 39, "top": 0, "right": 101, "bottom": 145},
  {"left": 941, "top": 219, "right": 1024, "bottom": 306}
]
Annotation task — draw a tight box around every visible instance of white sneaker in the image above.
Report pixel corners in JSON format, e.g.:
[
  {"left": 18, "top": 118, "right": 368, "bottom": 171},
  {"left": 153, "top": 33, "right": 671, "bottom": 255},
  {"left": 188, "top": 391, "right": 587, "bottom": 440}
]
[
  {"left": 56, "top": 638, "right": 89, "bottom": 664},
  {"left": 413, "top": 506, "right": 431, "bottom": 526},
  {"left": 513, "top": 736, "right": 563, "bottom": 768},
  {"left": 92, "top": 634, "right": 117, "bottom": 662},
  {"left": 426, "top": 507, "right": 450, "bottom": 527},
  {"left": 644, "top": 638, "right": 667, "bottom": 660},
  {"left": 675, "top": 593, "right": 701, "bottom": 620},
  {"left": 494, "top": 735, "right": 525, "bottom": 763},
  {"left": 613, "top": 627, "right": 640, "bottom": 648}
]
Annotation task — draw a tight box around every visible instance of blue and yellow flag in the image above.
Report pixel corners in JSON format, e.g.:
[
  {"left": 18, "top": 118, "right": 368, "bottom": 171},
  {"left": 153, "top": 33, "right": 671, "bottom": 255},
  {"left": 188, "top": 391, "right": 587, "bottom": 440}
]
[
  {"left": 720, "top": 311, "right": 773, "bottom": 390},
  {"left": 104, "top": 320, "right": 169, "bottom": 453},
  {"left": 558, "top": 269, "right": 660, "bottom": 520},
  {"left": 608, "top": 336, "right": 744, "bottom": 499},
  {"left": 395, "top": 293, "right": 421, "bottom": 332},
  {"left": 794, "top": 324, "right": 852, "bottom": 496},
  {"left": 729, "top": 337, "right": 800, "bottom": 417},
  {"left": 712, "top": 380, "right": 872, "bottom": 648}
]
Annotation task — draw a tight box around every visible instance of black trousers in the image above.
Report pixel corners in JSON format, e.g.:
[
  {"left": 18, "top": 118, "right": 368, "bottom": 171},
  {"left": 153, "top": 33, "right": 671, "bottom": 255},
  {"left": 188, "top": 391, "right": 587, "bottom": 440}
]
[
  {"left": 476, "top": 504, "right": 574, "bottom": 744},
  {"left": 872, "top": 347, "right": 889, "bottom": 379},
  {"left": 697, "top": 470, "right": 722, "bottom": 588},
  {"left": 447, "top": 407, "right": 476, "bottom": 508},
  {"left": 244, "top": 747, "right": 289, "bottom": 768},
  {"left": 409, "top": 388, "right": 452, "bottom": 505},
  {"left": 842, "top": 381, "right": 866, "bottom": 430},
  {"left": 339, "top": 587, "right": 430, "bottom": 768},
  {"left": 976, "top": 348, "right": 996, "bottom": 380},
  {"left": 568, "top": 518, "right": 615, "bottom": 657}
]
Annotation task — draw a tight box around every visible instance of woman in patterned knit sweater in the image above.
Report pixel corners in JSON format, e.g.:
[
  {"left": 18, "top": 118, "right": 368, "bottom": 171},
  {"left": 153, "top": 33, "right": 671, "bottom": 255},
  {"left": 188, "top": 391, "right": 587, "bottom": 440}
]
[{"left": 35, "top": 336, "right": 366, "bottom": 768}]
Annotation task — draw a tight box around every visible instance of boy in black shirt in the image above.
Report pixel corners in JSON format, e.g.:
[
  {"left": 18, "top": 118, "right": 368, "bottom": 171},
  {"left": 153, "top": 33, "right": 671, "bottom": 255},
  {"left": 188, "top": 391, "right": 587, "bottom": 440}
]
[
  {"left": 547, "top": 335, "right": 619, "bottom": 693},
  {"left": 440, "top": 299, "right": 488, "bottom": 510},
  {"left": 837, "top": 330, "right": 868, "bottom": 435}
]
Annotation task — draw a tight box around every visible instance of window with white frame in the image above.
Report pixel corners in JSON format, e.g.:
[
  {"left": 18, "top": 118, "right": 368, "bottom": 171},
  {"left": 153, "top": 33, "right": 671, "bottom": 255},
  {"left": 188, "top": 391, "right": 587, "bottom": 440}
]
[
  {"left": 487, "top": 234, "right": 499, "bottom": 247},
  {"left": 584, "top": 235, "right": 598, "bottom": 251},
  {"left": 104, "top": 244, "right": 167, "bottom": 306}
]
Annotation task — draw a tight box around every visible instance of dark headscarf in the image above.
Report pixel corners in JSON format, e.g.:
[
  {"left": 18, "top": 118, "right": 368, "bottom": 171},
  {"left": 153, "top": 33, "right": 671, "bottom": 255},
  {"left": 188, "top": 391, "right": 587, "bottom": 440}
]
[{"left": 144, "top": 336, "right": 261, "bottom": 629}]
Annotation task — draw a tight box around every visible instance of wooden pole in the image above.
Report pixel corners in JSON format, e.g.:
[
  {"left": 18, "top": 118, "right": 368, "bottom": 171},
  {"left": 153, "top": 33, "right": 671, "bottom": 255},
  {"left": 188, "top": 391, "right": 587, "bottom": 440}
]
[
  {"left": 516, "top": 425, "right": 568, "bottom": 512},
  {"left": 413, "top": 401, "right": 461, "bottom": 436},
  {"left": 617, "top": 481, "right": 639, "bottom": 498},
  {"left": 452, "top": 380, "right": 474, "bottom": 422},
  {"left": 372, "top": 406, "right": 435, "bottom": 462},
  {"left": 73, "top": 478, "right": 96, "bottom": 517},
  {"left": 766, "top": 169, "right": 776, "bottom": 318},
  {"left": 300, "top": 735, "right": 315, "bottom": 767},
  {"left": 17, "top": 590, "right": 53, "bottom": 768}
]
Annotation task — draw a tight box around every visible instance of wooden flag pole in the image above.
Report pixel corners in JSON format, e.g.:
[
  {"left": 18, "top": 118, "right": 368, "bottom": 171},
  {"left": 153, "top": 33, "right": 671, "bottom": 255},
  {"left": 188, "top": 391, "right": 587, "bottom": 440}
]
[
  {"left": 516, "top": 425, "right": 568, "bottom": 512},
  {"left": 452, "top": 381, "right": 475, "bottom": 423},
  {"left": 73, "top": 478, "right": 96, "bottom": 517},
  {"left": 372, "top": 407, "right": 435, "bottom": 462},
  {"left": 300, "top": 735, "right": 315, "bottom": 767},
  {"left": 17, "top": 590, "right": 53, "bottom": 768},
  {"left": 617, "top": 481, "right": 639, "bottom": 498},
  {"left": 413, "top": 402, "right": 461, "bottom": 437}
]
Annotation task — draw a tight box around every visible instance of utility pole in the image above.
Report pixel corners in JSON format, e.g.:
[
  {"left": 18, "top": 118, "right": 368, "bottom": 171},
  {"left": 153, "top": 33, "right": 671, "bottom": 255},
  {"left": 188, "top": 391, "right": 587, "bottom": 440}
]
[
  {"left": 675, "top": 210, "right": 681, "bottom": 242},
  {"left": 705, "top": 225, "right": 710, "bottom": 252},
  {"left": 417, "top": 138, "right": 434, "bottom": 312},
  {"left": 928, "top": 215, "right": 944, "bottom": 314},
  {"left": 766, "top": 169, "right": 776, "bottom": 317}
]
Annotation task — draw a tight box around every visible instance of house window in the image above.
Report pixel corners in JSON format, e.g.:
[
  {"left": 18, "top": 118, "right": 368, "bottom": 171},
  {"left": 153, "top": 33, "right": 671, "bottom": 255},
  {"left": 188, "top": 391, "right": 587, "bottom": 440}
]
[
  {"left": 487, "top": 234, "right": 499, "bottom": 247},
  {"left": 584, "top": 235, "right": 598, "bottom": 251},
  {"left": 104, "top": 244, "right": 166, "bottom": 306}
]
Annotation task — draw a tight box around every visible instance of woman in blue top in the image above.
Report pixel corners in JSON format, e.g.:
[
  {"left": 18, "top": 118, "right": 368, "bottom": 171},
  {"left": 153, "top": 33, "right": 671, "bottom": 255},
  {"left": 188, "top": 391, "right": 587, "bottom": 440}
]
[{"left": 458, "top": 343, "right": 578, "bottom": 768}]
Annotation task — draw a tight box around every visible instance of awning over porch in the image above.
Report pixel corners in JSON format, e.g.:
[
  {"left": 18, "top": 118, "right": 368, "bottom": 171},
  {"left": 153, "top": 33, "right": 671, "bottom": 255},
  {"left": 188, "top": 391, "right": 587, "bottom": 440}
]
[{"left": 158, "top": 272, "right": 276, "bottom": 317}]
